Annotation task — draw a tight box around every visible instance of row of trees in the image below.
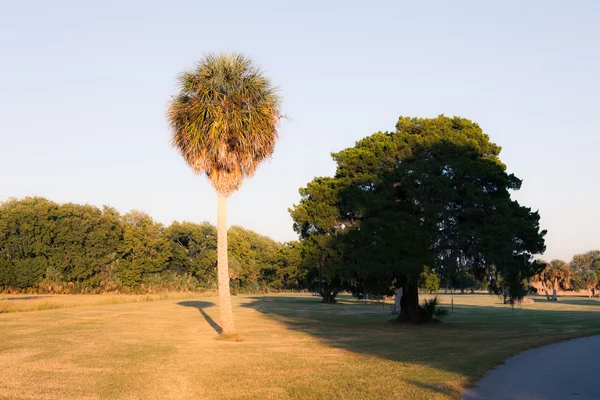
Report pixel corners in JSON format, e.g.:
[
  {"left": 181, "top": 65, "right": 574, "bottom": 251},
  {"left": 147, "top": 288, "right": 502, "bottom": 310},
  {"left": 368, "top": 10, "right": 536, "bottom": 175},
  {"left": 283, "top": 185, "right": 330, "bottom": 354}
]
[
  {"left": 290, "top": 115, "right": 547, "bottom": 321},
  {"left": 1, "top": 195, "right": 449, "bottom": 297},
  {"left": 535, "top": 251, "right": 600, "bottom": 300},
  {"left": 0, "top": 197, "right": 302, "bottom": 294}
]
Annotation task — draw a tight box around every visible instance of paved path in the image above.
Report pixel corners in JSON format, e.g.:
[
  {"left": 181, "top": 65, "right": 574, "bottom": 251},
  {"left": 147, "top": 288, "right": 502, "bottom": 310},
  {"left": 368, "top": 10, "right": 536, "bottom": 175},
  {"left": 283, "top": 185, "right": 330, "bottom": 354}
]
[{"left": 463, "top": 335, "right": 600, "bottom": 400}]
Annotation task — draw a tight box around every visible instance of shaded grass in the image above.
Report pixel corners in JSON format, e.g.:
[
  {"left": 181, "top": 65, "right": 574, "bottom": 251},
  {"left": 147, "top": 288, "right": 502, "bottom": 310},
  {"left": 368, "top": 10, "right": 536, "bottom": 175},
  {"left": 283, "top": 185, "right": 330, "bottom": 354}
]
[
  {"left": 242, "top": 294, "right": 600, "bottom": 395},
  {"left": 1, "top": 293, "right": 599, "bottom": 399}
]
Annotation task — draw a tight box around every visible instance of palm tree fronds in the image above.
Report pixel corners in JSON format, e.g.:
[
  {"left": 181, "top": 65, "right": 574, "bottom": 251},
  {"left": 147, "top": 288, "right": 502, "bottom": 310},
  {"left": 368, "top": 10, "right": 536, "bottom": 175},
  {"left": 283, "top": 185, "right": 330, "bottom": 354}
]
[{"left": 167, "top": 53, "right": 281, "bottom": 195}]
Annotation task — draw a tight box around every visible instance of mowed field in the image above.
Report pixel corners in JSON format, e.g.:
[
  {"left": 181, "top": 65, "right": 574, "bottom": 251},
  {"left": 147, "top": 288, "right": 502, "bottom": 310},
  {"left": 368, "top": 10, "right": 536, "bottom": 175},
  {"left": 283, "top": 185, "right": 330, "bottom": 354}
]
[
  {"left": 0, "top": 293, "right": 199, "bottom": 313},
  {"left": 2, "top": 293, "right": 600, "bottom": 400}
]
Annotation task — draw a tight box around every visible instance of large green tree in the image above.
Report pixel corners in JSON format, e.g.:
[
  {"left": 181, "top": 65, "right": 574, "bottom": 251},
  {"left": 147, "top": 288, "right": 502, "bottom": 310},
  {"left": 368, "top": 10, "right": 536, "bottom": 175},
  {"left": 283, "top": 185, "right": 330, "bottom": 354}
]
[
  {"left": 569, "top": 251, "right": 600, "bottom": 296},
  {"left": 0, "top": 198, "right": 57, "bottom": 289},
  {"left": 166, "top": 221, "right": 218, "bottom": 287},
  {"left": 118, "top": 211, "right": 171, "bottom": 286},
  {"left": 274, "top": 241, "right": 304, "bottom": 290},
  {"left": 570, "top": 269, "right": 599, "bottom": 297},
  {"left": 52, "top": 203, "right": 123, "bottom": 283},
  {"left": 289, "top": 177, "right": 349, "bottom": 303},
  {"left": 167, "top": 53, "right": 281, "bottom": 336},
  {"left": 291, "top": 116, "right": 546, "bottom": 321}
]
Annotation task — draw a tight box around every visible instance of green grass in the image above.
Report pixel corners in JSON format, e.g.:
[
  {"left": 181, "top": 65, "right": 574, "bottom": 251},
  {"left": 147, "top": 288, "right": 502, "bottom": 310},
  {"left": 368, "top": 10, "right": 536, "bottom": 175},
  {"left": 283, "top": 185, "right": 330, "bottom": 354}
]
[{"left": 1, "top": 293, "right": 600, "bottom": 399}]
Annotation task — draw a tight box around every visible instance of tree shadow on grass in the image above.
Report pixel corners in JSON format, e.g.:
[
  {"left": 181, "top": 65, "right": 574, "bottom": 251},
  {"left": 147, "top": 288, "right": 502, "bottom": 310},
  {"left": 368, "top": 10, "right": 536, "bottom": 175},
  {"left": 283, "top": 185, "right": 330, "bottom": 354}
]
[
  {"left": 178, "top": 301, "right": 222, "bottom": 334},
  {"left": 548, "top": 298, "right": 600, "bottom": 307},
  {"left": 242, "top": 295, "right": 600, "bottom": 398}
]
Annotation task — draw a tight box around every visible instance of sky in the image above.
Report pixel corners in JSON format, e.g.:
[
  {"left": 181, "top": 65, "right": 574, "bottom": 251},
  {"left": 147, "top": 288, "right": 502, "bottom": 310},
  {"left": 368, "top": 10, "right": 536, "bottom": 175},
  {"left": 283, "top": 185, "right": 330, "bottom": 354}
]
[{"left": 0, "top": 1, "right": 598, "bottom": 262}]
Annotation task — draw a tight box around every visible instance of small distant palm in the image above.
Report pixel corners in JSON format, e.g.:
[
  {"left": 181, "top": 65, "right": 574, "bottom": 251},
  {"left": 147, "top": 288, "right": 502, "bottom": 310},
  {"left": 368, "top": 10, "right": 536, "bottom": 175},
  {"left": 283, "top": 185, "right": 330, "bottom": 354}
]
[
  {"left": 538, "top": 260, "right": 571, "bottom": 301},
  {"left": 167, "top": 53, "right": 281, "bottom": 335}
]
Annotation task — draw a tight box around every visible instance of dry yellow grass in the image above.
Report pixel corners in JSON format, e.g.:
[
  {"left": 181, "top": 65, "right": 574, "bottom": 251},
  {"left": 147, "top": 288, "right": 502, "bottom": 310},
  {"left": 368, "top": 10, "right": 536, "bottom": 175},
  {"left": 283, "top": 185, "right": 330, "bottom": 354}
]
[
  {"left": 1, "top": 293, "right": 600, "bottom": 399},
  {"left": 0, "top": 292, "right": 201, "bottom": 313}
]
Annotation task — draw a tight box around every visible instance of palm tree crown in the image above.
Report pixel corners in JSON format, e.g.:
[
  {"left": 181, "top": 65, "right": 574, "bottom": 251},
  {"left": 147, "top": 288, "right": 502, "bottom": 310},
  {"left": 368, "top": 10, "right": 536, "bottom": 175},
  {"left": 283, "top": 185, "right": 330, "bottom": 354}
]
[{"left": 168, "top": 53, "right": 281, "bottom": 195}]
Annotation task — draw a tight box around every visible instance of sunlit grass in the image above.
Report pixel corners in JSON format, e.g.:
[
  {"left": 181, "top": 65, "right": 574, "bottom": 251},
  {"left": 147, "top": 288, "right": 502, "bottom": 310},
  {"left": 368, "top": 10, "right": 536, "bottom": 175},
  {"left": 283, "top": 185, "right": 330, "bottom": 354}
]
[
  {"left": 0, "top": 292, "right": 201, "bottom": 313},
  {"left": 1, "top": 293, "right": 599, "bottom": 399},
  {"left": 215, "top": 333, "right": 244, "bottom": 342}
]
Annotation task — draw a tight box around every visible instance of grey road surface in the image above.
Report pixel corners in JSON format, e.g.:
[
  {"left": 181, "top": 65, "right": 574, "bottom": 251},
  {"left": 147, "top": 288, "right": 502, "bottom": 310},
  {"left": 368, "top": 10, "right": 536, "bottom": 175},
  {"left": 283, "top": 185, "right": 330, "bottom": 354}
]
[{"left": 463, "top": 335, "right": 600, "bottom": 400}]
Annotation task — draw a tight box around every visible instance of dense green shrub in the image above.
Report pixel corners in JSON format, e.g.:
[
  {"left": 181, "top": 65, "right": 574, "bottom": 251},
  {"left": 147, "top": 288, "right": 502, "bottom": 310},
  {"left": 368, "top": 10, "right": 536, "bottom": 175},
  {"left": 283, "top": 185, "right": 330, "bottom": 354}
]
[{"left": 0, "top": 197, "right": 302, "bottom": 294}]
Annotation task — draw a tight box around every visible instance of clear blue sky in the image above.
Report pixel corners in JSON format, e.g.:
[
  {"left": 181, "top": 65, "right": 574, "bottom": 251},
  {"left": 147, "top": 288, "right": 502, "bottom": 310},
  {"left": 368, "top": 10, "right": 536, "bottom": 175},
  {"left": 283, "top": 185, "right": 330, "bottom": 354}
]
[{"left": 1, "top": 1, "right": 598, "bottom": 262}]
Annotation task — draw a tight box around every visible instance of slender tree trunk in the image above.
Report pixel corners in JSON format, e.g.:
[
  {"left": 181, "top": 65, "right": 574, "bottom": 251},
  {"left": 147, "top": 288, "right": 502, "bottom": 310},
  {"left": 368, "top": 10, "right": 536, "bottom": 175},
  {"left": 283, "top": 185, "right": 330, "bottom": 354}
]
[
  {"left": 542, "top": 283, "right": 551, "bottom": 301},
  {"left": 552, "top": 279, "right": 558, "bottom": 301},
  {"left": 217, "top": 193, "right": 236, "bottom": 335}
]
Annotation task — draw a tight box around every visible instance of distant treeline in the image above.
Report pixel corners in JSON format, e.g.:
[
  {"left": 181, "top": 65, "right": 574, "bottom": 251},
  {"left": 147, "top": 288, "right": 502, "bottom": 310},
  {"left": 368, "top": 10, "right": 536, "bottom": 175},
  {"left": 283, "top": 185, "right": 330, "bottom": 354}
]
[{"left": 0, "top": 197, "right": 302, "bottom": 294}]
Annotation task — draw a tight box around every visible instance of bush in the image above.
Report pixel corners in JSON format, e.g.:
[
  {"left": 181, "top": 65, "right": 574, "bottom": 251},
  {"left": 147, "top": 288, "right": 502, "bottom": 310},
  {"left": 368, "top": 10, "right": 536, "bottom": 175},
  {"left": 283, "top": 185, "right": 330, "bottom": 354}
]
[
  {"left": 418, "top": 267, "right": 440, "bottom": 293},
  {"left": 141, "top": 271, "right": 202, "bottom": 293},
  {"left": 420, "top": 296, "right": 448, "bottom": 322}
]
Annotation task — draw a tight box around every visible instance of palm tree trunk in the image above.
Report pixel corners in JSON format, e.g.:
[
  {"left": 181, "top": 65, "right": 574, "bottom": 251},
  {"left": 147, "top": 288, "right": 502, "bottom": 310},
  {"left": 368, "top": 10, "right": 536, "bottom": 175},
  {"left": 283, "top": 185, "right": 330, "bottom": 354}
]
[
  {"left": 542, "top": 283, "right": 551, "bottom": 300},
  {"left": 217, "top": 193, "right": 236, "bottom": 335}
]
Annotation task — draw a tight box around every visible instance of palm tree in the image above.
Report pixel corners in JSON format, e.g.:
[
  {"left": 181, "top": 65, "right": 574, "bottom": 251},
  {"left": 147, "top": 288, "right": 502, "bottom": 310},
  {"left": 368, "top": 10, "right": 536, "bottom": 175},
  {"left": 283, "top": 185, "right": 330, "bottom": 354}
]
[
  {"left": 167, "top": 53, "right": 281, "bottom": 336},
  {"left": 538, "top": 259, "right": 571, "bottom": 301}
]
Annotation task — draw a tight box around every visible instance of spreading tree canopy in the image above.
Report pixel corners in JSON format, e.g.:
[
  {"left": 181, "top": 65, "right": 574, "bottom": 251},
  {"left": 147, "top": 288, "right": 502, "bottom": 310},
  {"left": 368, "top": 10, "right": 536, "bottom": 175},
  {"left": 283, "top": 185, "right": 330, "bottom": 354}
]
[
  {"left": 290, "top": 116, "right": 546, "bottom": 321},
  {"left": 570, "top": 250, "right": 600, "bottom": 296}
]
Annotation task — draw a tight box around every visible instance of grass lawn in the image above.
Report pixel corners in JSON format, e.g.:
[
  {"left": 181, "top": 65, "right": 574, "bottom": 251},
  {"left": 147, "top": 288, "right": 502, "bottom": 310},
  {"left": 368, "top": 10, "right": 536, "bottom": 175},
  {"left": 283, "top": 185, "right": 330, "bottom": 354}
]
[
  {"left": 0, "top": 293, "right": 199, "bottom": 313},
  {"left": 1, "top": 293, "right": 600, "bottom": 399}
]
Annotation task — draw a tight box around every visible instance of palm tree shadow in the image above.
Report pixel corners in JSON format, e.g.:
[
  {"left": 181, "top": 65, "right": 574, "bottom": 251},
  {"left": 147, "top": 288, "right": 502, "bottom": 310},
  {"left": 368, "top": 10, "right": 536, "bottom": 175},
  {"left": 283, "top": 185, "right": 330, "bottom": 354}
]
[{"left": 178, "top": 301, "right": 222, "bottom": 334}]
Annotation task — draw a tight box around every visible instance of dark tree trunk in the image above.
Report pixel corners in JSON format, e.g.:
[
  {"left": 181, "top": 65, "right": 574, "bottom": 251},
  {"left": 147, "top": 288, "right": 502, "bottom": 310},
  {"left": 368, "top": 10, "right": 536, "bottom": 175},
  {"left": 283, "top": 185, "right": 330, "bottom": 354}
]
[
  {"left": 398, "top": 280, "right": 422, "bottom": 323},
  {"left": 321, "top": 291, "right": 336, "bottom": 303},
  {"left": 320, "top": 283, "right": 338, "bottom": 303}
]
